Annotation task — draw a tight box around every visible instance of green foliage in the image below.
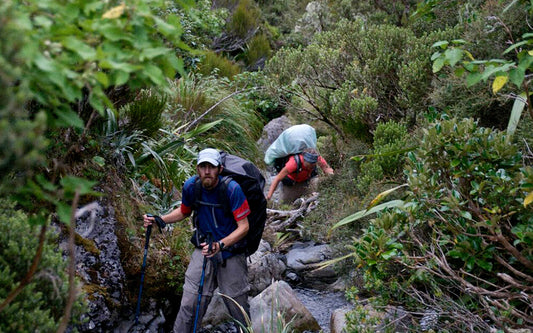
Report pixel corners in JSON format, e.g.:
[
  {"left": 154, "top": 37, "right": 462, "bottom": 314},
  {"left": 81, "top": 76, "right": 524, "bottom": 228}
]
[
  {"left": 198, "top": 51, "right": 242, "bottom": 78},
  {"left": 345, "top": 118, "right": 533, "bottom": 330},
  {"left": 227, "top": 0, "right": 261, "bottom": 38},
  {"left": 231, "top": 71, "right": 287, "bottom": 121},
  {"left": 1, "top": 0, "right": 185, "bottom": 128},
  {"left": 265, "top": 19, "right": 450, "bottom": 139},
  {"left": 430, "top": 1, "right": 533, "bottom": 136},
  {"left": 243, "top": 33, "right": 272, "bottom": 67},
  {"left": 166, "top": 74, "right": 264, "bottom": 161},
  {"left": 355, "top": 121, "right": 408, "bottom": 193},
  {"left": 0, "top": 199, "right": 86, "bottom": 332}
]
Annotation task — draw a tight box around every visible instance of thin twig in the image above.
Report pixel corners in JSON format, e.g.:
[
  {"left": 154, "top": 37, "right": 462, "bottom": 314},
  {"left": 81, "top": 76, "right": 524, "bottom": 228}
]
[{"left": 57, "top": 189, "right": 80, "bottom": 333}]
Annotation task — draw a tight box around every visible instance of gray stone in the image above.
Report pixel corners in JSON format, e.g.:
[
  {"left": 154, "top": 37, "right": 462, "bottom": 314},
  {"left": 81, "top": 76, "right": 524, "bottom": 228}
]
[
  {"left": 330, "top": 307, "right": 351, "bottom": 333},
  {"left": 250, "top": 280, "right": 321, "bottom": 332},
  {"left": 247, "top": 240, "right": 287, "bottom": 296}
]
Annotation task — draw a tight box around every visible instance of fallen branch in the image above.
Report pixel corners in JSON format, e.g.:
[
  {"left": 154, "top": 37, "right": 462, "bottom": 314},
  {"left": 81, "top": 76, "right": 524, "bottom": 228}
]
[{"left": 266, "top": 193, "right": 319, "bottom": 232}]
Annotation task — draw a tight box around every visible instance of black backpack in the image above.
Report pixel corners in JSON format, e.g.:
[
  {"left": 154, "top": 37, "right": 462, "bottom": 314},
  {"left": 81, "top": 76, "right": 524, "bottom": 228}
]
[
  {"left": 191, "top": 151, "right": 267, "bottom": 256},
  {"left": 273, "top": 154, "right": 302, "bottom": 174}
]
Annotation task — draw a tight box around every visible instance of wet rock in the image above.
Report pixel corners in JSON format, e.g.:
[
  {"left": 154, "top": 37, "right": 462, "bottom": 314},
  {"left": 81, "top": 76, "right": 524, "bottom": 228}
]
[
  {"left": 330, "top": 307, "right": 351, "bottom": 333},
  {"left": 251, "top": 280, "right": 321, "bottom": 332},
  {"left": 286, "top": 242, "right": 338, "bottom": 289},
  {"left": 59, "top": 200, "right": 127, "bottom": 332},
  {"left": 247, "top": 240, "right": 287, "bottom": 296}
]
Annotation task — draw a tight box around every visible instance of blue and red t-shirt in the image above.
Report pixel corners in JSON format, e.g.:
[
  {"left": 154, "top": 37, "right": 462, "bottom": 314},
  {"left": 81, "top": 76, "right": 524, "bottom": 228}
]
[{"left": 180, "top": 175, "right": 250, "bottom": 257}]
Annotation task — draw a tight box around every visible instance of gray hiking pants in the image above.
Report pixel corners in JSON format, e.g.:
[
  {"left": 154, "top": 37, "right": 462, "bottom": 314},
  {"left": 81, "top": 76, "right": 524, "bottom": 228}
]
[{"left": 172, "top": 248, "right": 250, "bottom": 333}]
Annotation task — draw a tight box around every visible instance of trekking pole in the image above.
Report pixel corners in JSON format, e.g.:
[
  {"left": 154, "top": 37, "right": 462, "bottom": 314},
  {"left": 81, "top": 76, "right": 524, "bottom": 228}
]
[
  {"left": 134, "top": 214, "right": 166, "bottom": 324},
  {"left": 193, "top": 233, "right": 212, "bottom": 333},
  {"left": 134, "top": 222, "right": 152, "bottom": 324}
]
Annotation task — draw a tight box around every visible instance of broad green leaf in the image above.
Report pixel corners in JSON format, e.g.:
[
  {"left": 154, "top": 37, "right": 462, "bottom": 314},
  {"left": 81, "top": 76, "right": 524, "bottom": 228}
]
[
  {"left": 56, "top": 109, "right": 85, "bottom": 129},
  {"left": 144, "top": 64, "right": 165, "bottom": 85},
  {"left": 89, "top": 91, "right": 105, "bottom": 113},
  {"left": 62, "top": 36, "right": 96, "bottom": 60},
  {"left": 140, "top": 47, "right": 170, "bottom": 60},
  {"left": 432, "top": 57, "right": 445, "bottom": 73},
  {"left": 431, "top": 51, "right": 441, "bottom": 61},
  {"left": 94, "top": 71, "right": 109, "bottom": 87},
  {"left": 506, "top": 92, "right": 527, "bottom": 142},
  {"left": 477, "top": 260, "right": 493, "bottom": 271},
  {"left": 113, "top": 71, "right": 130, "bottom": 86},
  {"left": 34, "top": 15, "right": 53, "bottom": 28},
  {"left": 60, "top": 176, "right": 97, "bottom": 196},
  {"left": 34, "top": 54, "right": 56, "bottom": 72},
  {"left": 492, "top": 75, "right": 508, "bottom": 94},
  {"left": 331, "top": 200, "right": 405, "bottom": 230},
  {"left": 445, "top": 48, "right": 463, "bottom": 66},
  {"left": 56, "top": 202, "right": 73, "bottom": 225},
  {"left": 466, "top": 72, "right": 482, "bottom": 86},
  {"left": 481, "top": 65, "right": 505, "bottom": 81},
  {"left": 509, "top": 67, "right": 525, "bottom": 87},
  {"left": 381, "top": 249, "right": 398, "bottom": 260},
  {"left": 431, "top": 41, "right": 449, "bottom": 49},
  {"left": 154, "top": 16, "right": 179, "bottom": 37}
]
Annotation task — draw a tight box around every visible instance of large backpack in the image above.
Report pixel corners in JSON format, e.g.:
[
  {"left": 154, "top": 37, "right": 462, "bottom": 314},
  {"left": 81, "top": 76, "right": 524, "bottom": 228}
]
[
  {"left": 273, "top": 154, "right": 302, "bottom": 174},
  {"left": 191, "top": 151, "right": 267, "bottom": 256}
]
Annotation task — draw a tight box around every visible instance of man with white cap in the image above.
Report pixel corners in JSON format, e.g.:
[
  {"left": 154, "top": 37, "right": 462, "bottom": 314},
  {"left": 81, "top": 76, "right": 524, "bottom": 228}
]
[{"left": 143, "top": 148, "right": 250, "bottom": 332}]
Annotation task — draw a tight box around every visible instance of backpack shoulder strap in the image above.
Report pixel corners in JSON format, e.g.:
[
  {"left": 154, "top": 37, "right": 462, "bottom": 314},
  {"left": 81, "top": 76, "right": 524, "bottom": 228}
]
[
  {"left": 294, "top": 154, "right": 302, "bottom": 173},
  {"left": 219, "top": 176, "right": 232, "bottom": 216}
]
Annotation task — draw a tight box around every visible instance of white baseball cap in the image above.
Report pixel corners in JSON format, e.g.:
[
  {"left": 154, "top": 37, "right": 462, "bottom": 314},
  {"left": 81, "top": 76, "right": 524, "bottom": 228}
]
[{"left": 197, "top": 148, "right": 221, "bottom": 166}]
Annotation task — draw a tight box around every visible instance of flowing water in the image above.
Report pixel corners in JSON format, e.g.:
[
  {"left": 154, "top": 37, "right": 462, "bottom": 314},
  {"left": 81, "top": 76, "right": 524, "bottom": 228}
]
[{"left": 294, "top": 288, "right": 350, "bottom": 333}]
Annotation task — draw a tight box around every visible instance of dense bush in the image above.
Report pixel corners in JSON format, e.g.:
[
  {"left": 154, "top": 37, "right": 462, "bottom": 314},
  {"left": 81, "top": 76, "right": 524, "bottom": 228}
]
[
  {"left": 355, "top": 121, "right": 408, "bottom": 194},
  {"left": 266, "top": 19, "right": 456, "bottom": 140},
  {"left": 347, "top": 118, "right": 533, "bottom": 331},
  {"left": 0, "top": 199, "right": 86, "bottom": 332}
]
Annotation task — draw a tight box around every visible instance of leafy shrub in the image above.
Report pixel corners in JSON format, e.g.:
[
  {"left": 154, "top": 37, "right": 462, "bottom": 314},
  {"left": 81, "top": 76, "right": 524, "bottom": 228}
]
[
  {"left": 347, "top": 118, "right": 533, "bottom": 331},
  {"left": 266, "top": 19, "right": 454, "bottom": 139},
  {"left": 231, "top": 71, "right": 287, "bottom": 121},
  {"left": 355, "top": 120, "right": 408, "bottom": 193},
  {"left": 0, "top": 199, "right": 86, "bottom": 332}
]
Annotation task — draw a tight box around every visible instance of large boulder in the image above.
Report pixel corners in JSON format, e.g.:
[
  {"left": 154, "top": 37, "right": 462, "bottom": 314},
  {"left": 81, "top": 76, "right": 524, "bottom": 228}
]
[
  {"left": 251, "top": 280, "right": 320, "bottom": 332},
  {"left": 247, "top": 240, "right": 287, "bottom": 296},
  {"left": 257, "top": 115, "right": 292, "bottom": 153},
  {"left": 61, "top": 201, "right": 128, "bottom": 332}
]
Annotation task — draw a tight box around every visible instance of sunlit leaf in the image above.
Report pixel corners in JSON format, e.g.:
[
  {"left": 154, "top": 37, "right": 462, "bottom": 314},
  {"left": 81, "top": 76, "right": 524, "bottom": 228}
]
[
  {"left": 102, "top": 3, "right": 126, "bottom": 19},
  {"left": 368, "top": 184, "right": 408, "bottom": 209},
  {"left": 524, "top": 191, "right": 533, "bottom": 207},
  {"left": 492, "top": 75, "right": 508, "bottom": 94}
]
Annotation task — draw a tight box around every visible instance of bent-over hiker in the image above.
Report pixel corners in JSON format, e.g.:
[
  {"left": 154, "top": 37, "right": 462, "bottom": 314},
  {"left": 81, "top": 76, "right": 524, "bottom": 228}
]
[
  {"left": 143, "top": 148, "right": 250, "bottom": 333},
  {"left": 266, "top": 148, "right": 334, "bottom": 203}
]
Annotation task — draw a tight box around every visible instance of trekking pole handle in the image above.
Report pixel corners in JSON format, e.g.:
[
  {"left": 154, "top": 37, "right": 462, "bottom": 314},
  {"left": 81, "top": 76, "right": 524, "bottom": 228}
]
[
  {"left": 146, "top": 213, "right": 166, "bottom": 233},
  {"left": 207, "top": 232, "right": 213, "bottom": 254}
]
